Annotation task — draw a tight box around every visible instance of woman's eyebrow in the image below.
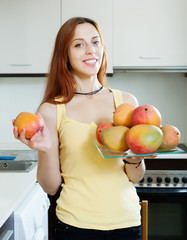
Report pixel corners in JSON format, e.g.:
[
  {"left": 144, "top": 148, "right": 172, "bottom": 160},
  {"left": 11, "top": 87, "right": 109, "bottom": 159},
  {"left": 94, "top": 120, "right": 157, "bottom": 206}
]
[
  {"left": 72, "top": 36, "right": 100, "bottom": 43},
  {"left": 92, "top": 36, "right": 100, "bottom": 39},
  {"left": 72, "top": 38, "right": 84, "bottom": 43}
]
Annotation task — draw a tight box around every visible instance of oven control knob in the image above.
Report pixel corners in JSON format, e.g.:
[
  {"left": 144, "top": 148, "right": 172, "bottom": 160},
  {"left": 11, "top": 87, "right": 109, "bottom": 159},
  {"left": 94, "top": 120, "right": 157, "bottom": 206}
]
[
  {"left": 165, "top": 177, "right": 171, "bottom": 184},
  {"left": 140, "top": 177, "right": 144, "bottom": 183},
  {"left": 156, "top": 177, "right": 162, "bottom": 183},
  {"left": 182, "top": 177, "right": 187, "bottom": 184},
  {"left": 147, "top": 177, "right": 153, "bottom": 183},
  {"left": 173, "top": 177, "right": 179, "bottom": 184}
]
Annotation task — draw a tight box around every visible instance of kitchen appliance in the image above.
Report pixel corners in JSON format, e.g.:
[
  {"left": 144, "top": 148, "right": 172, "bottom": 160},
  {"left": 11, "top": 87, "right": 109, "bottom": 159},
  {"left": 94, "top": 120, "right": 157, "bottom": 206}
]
[
  {"left": 14, "top": 183, "right": 50, "bottom": 240},
  {"left": 0, "top": 149, "right": 38, "bottom": 172},
  {"left": 135, "top": 144, "right": 187, "bottom": 240}
]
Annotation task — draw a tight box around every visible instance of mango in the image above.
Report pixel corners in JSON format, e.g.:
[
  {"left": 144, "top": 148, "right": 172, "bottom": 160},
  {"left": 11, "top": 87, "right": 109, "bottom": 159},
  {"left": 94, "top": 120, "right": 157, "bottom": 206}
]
[
  {"left": 100, "top": 126, "right": 129, "bottom": 152},
  {"left": 159, "top": 125, "right": 181, "bottom": 151},
  {"left": 14, "top": 112, "right": 44, "bottom": 140},
  {"left": 131, "top": 104, "right": 162, "bottom": 127},
  {"left": 126, "top": 124, "right": 163, "bottom": 154},
  {"left": 96, "top": 122, "right": 113, "bottom": 145},
  {"left": 113, "top": 103, "right": 136, "bottom": 127}
]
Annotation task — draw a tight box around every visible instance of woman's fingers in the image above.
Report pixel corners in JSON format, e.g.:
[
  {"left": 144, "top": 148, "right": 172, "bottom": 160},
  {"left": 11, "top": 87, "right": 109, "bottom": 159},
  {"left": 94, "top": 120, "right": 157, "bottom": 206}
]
[
  {"left": 13, "top": 125, "right": 19, "bottom": 139},
  {"left": 30, "top": 130, "right": 41, "bottom": 142},
  {"left": 18, "top": 128, "right": 29, "bottom": 145},
  {"left": 123, "top": 156, "right": 144, "bottom": 163},
  {"left": 145, "top": 155, "right": 157, "bottom": 158}
]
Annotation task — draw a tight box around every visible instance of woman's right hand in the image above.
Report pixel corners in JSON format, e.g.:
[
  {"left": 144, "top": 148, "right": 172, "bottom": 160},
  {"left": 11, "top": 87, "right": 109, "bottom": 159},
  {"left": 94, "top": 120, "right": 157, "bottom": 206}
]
[{"left": 12, "top": 113, "right": 53, "bottom": 153}]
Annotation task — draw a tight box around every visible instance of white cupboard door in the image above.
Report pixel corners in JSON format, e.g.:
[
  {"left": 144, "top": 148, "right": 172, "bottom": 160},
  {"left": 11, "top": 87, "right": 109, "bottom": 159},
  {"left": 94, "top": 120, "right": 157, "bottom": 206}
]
[
  {"left": 0, "top": 0, "right": 61, "bottom": 74},
  {"left": 113, "top": 0, "right": 187, "bottom": 67},
  {"left": 61, "top": 0, "right": 113, "bottom": 73}
]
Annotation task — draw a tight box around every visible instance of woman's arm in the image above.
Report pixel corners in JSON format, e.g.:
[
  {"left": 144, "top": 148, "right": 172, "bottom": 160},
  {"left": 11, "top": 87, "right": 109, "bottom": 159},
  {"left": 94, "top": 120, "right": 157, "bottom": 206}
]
[
  {"left": 13, "top": 102, "right": 62, "bottom": 196},
  {"left": 36, "top": 103, "right": 62, "bottom": 196},
  {"left": 124, "top": 157, "right": 145, "bottom": 183}
]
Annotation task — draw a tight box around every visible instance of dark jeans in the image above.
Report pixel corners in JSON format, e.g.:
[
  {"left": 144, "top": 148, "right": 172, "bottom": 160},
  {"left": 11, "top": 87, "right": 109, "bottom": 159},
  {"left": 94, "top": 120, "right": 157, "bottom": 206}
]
[{"left": 54, "top": 220, "right": 142, "bottom": 240}]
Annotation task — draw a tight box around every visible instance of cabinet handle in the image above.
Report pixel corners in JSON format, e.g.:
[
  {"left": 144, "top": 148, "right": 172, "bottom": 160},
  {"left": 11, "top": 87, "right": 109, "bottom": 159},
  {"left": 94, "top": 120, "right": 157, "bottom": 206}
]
[
  {"left": 139, "top": 56, "right": 161, "bottom": 59},
  {"left": 10, "top": 64, "right": 32, "bottom": 66}
]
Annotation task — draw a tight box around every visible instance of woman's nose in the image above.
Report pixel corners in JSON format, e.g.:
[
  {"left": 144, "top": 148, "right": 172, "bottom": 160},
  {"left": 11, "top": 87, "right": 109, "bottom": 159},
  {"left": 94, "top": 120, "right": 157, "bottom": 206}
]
[{"left": 85, "top": 43, "right": 96, "bottom": 54}]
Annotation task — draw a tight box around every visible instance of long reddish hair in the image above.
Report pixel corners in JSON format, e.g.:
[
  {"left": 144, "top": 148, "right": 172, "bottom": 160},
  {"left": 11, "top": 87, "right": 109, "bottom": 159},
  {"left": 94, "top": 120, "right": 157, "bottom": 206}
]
[{"left": 41, "top": 17, "right": 107, "bottom": 104}]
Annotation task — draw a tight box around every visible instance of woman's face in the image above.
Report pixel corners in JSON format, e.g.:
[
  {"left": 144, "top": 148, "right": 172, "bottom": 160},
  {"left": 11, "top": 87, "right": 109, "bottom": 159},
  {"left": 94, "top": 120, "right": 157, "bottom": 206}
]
[{"left": 67, "top": 23, "right": 104, "bottom": 79}]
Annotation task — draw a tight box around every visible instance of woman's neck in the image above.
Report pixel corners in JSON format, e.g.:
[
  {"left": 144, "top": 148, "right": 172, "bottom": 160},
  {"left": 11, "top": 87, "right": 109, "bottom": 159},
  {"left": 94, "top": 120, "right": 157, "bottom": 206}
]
[{"left": 73, "top": 74, "right": 102, "bottom": 93}]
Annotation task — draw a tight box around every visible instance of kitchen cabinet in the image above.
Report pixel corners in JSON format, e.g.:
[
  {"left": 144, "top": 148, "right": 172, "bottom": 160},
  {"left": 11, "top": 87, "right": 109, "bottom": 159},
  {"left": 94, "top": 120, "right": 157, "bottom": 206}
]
[
  {"left": 14, "top": 183, "right": 49, "bottom": 240},
  {"left": 0, "top": 214, "right": 14, "bottom": 240},
  {"left": 0, "top": 156, "right": 37, "bottom": 229},
  {"left": 61, "top": 0, "right": 113, "bottom": 73},
  {"left": 113, "top": 0, "right": 187, "bottom": 69},
  {"left": 0, "top": 0, "right": 61, "bottom": 74}
]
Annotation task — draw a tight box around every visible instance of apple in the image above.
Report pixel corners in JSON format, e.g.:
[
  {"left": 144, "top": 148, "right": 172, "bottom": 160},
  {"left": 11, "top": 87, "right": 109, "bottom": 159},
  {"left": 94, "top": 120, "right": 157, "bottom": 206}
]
[
  {"left": 96, "top": 122, "right": 113, "bottom": 145},
  {"left": 14, "top": 112, "right": 44, "bottom": 140},
  {"left": 159, "top": 125, "right": 181, "bottom": 151},
  {"left": 126, "top": 124, "right": 163, "bottom": 154},
  {"left": 131, "top": 104, "right": 162, "bottom": 127}
]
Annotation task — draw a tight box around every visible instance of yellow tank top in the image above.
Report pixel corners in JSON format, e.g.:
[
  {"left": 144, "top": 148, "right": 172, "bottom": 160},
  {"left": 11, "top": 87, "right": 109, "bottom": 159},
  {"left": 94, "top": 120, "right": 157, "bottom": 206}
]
[{"left": 56, "top": 89, "right": 140, "bottom": 230}]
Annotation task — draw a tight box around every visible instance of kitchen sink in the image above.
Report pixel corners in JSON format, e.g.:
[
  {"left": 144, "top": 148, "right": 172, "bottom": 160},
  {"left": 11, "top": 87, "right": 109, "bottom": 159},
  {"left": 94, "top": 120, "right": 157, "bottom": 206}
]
[{"left": 0, "top": 160, "right": 37, "bottom": 172}]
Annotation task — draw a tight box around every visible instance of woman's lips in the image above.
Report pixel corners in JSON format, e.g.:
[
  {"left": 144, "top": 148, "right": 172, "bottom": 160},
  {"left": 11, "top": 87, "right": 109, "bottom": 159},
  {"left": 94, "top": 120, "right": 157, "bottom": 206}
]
[{"left": 83, "top": 58, "right": 98, "bottom": 66}]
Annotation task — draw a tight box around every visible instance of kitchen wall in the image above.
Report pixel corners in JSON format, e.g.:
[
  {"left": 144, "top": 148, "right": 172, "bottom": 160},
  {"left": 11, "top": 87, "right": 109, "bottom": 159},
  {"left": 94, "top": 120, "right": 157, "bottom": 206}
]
[
  {"left": 0, "top": 73, "right": 186, "bottom": 144},
  {"left": 185, "top": 78, "right": 187, "bottom": 143},
  {"left": 0, "top": 77, "right": 46, "bottom": 144}
]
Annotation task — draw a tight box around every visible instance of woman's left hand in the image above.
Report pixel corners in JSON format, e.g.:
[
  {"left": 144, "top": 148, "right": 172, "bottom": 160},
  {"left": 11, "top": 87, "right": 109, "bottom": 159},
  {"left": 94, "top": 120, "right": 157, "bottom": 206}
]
[
  {"left": 123, "top": 155, "right": 156, "bottom": 183},
  {"left": 123, "top": 154, "right": 156, "bottom": 164}
]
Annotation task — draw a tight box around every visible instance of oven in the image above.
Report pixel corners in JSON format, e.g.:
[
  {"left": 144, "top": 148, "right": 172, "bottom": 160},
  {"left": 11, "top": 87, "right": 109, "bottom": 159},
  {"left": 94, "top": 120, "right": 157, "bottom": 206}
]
[{"left": 135, "top": 144, "right": 187, "bottom": 240}]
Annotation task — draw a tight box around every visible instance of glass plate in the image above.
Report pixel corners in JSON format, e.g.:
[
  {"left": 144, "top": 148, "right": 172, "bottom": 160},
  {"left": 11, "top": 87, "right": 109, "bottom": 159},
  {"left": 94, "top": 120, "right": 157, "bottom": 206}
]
[{"left": 94, "top": 141, "right": 185, "bottom": 158}]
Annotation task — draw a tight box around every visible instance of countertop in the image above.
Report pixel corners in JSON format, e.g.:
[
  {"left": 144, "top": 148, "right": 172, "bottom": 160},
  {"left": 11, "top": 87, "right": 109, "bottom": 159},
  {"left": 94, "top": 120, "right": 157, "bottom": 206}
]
[{"left": 0, "top": 142, "right": 37, "bottom": 227}]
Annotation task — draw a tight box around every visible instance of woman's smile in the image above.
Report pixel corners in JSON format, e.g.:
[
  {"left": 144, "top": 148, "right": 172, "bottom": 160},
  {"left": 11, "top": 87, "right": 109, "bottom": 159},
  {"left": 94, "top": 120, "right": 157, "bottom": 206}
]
[{"left": 83, "top": 58, "right": 98, "bottom": 66}]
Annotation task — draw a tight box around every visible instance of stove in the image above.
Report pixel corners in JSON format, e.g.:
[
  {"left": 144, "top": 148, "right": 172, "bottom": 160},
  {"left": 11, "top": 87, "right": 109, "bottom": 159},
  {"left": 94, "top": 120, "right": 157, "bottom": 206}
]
[
  {"left": 137, "top": 170, "right": 187, "bottom": 188},
  {"left": 135, "top": 144, "right": 187, "bottom": 240},
  {"left": 135, "top": 144, "right": 187, "bottom": 189}
]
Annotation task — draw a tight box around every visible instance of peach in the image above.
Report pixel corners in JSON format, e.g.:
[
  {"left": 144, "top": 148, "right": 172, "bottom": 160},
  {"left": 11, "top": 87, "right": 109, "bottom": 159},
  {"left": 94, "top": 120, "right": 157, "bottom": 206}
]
[{"left": 14, "top": 112, "right": 44, "bottom": 140}]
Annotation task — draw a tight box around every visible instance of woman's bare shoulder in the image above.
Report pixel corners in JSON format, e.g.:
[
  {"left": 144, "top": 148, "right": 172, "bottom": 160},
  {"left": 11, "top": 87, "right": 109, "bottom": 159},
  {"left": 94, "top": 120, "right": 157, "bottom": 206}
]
[
  {"left": 121, "top": 91, "right": 138, "bottom": 107},
  {"left": 37, "top": 102, "right": 57, "bottom": 123}
]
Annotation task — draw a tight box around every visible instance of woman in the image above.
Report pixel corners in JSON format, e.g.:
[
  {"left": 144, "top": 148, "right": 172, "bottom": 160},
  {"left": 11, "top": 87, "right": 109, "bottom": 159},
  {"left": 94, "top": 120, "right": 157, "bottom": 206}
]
[{"left": 13, "top": 17, "right": 145, "bottom": 240}]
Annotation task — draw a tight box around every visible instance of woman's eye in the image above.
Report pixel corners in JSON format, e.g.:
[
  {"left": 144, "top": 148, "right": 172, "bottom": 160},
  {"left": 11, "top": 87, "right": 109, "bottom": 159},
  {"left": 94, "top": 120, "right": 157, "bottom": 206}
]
[
  {"left": 75, "top": 43, "right": 83, "bottom": 47},
  {"left": 93, "top": 40, "right": 100, "bottom": 45}
]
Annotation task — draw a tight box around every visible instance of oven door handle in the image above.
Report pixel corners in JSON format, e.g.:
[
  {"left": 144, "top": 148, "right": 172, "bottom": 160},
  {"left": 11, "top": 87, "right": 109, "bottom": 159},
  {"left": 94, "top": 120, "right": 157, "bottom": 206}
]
[{"left": 136, "top": 187, "right": 187, "bottom": 195}]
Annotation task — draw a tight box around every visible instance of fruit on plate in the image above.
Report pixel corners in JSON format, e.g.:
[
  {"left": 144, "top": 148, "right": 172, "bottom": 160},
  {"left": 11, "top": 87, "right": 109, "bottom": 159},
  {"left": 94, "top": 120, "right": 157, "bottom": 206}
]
[
  {"left": 100, "top": 126, "right": 129, "bottom": 152},
  {"left": 96, "top": 122, "right": 113, "bottom": 144},
  {"left": 14, "top": 112, "right": 44, "bottom": 140},
  {"left": 131, "top": 104, "right": 162, "bottom": 127},
  {"left": 158, "top": 125, "right": 181, "bottom": 151},
  {"left": 126, "top": 124, "right": 163, "bottom": 154},
  {"left": 113, "top": 103, "right": 136, "bottom": 127}
]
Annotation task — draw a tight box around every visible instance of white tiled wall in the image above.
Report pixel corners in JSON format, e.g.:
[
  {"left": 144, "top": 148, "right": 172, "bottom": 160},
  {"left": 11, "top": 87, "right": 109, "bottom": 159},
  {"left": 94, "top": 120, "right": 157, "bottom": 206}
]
[{"left": 0, "top": 73, "right": 186, "bottom": 144}]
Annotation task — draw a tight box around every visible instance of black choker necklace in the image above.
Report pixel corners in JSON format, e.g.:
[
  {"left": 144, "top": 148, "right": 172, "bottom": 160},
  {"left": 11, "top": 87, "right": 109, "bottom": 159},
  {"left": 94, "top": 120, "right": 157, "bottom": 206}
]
[{"left": 75, "top": 86, "right": 103, "bottom": 95}]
